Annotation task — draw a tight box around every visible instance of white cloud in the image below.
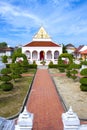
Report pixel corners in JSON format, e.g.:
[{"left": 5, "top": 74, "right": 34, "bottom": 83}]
[{"left": 0, "top": 0, "right": 87, "bottom": 46}]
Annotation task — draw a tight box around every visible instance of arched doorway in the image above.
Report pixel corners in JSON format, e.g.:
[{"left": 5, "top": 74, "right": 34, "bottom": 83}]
[
  {"left": 32, "top": 51, "right": 38, "bottom": 60},
  {"left": 40, "top": 51, "right": 45, "bottom": 60},
  {"left": 47, "top": 51, "right": 52, "bottom": 59},
  {"left": 54, "top": 51, "right": 59, "bottom": 59},
  {"left": 25, "top": 50, "right": 31, "bottom": 59}
]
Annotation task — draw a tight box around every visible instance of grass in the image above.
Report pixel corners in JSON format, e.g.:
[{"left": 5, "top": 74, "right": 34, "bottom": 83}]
[{"left": 0, "top": 69, "right": 36, "bottom": 118}]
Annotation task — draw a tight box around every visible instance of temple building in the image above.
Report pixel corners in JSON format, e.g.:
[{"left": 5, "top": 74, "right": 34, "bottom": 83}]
[{"left": 22, "top": 26, "right": 62, "bottom": 65}]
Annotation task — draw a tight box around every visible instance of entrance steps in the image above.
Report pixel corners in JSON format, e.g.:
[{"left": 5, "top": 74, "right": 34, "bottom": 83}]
[{"left": 37, "top": 65, "right": 48, "bottom": 69}]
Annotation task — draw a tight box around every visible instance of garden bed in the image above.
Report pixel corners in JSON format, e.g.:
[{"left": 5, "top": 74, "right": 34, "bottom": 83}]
[{"left": 49, "top": 69, "right": 87, "bottom": 119}]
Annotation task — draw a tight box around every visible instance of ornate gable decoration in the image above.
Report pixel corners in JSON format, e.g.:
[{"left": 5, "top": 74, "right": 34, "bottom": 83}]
[{"left": 33, "top": 26, "right": 52, "bottom": 41}]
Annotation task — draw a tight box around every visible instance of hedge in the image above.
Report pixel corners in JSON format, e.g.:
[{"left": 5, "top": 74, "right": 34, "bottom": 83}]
[
  {"left": 80, "top": 84, "right": 87, "bottom": 91},
  {"left": 48, "top": 64, "right": 58, "bottom": 68},
  {"left": 28, "top": 64, "right": 37, "bottom": 69},
  {"left": 80, "top": 77, "right": 87, "bottom": 85}
]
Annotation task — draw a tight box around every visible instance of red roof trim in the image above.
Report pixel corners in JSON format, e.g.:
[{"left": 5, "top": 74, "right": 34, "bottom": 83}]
[
  {"left": 80, "top": 49, "right": 87, "bottom": 54},
  {"left": 0, "top": 47, "right": 14, "bottom": 51},
  {"left": 23, "top": 41, "right": 60, "bottom": 47}
]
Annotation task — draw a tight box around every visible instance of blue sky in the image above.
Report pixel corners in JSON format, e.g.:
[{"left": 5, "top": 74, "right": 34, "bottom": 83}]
[{"left": 0, "top": 0, "right": 87, "bottom": 47}]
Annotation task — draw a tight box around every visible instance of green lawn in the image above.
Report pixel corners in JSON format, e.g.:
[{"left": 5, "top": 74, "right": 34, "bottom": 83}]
[{"left": 0, "top": 69, "right": 36, "bottom": 118}]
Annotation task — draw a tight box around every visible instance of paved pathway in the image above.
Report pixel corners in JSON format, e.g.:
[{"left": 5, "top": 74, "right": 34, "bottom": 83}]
[{"left": 26, "top": 69, "right": 64, "bottom": 130}]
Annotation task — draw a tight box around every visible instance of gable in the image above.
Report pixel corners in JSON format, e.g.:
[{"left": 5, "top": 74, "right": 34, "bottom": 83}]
[{"left": 33, "top": 26, "right": 51, "bottom": 41}]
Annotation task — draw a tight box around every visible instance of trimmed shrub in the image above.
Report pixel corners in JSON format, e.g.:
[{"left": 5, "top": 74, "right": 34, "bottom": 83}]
[
  {"left": 70, "top": 69, "right": 78, "bottom": 75},
  {"left": 66, "top": 70, "right": 71, "bottom": 78},
  {"left": 6, "top": 64, "right": 11, "bottom": 68},
  {"left": 1, "top": 75, "right": 12, "bottom": 82},
  {"left": 1, "top": 68, "right": 11, "bottom": 75},
  {"left": 1, "top": 82, "right": 13, "bottom": 91},
  {"left": 48, "top": 64, "right": 58, "bottom": 68},
  {"left": 58, "top": 66, "right": 65, "bottom": 72},
  {"left": 81, "top": 61, "right": 87, "bottom": 66},
  {"left": 80, "top": 77, "right": 87, "bottom": 85},
  {"left": 69, "top": 63, "right": 81, "bottom": 70},
  {"left": 11, "top": 74, "right": 22, "bottom": 80},
  {"left": 80, "top": 84, "right": 87, "bottom": 91},
  {"left": 0, "top": 68, "right": 13, "bottom": 91},
  {"left": 80, "top": 68, "right": 87, "bottom": 76},
  {"left": 2, "top": 55, "right": 8, "bottom": 63},
  {"left": 10, "top": 63, "right": 22, "bottom": 82},
  {"left": 80, "top": 68, "right": 87, "bottom": 91},
  {"left": 33, "top": 60, "right": 36, "bottom": 64},
  {"left": 28, "top": 64, "right": 37, "bottom": 69},
  {"left": 71, "top": 75, "right": 77, "bottom": 80},
  {"left": 58, "top": 53, "right": 73, "bottom": 72},
  {"left": 49, "top": 61, "right": 53, "bottom": 65},
  {"left": 58, "top": 53, "right": 73, "bottom": 65}
]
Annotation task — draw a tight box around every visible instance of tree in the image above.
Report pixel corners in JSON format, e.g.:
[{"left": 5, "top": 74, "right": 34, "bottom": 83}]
[
  {"left": 66, "top": 63, "right": 80, "bottom": 80},
  {"left": 80, "top": 68, "right": 87, "bottom": 91},
  {"left": 0, "top": 42, "right": 7, "bottom": 48},
  {"left": 0, "top": 68, "right": 13, "bottom": 91},
  {"left": 10, "top": 63, "right": 22, "bottom": 82},
  {"left": 2, "top": 55, "right": 8, "bottom": 63},
  {"left": 12, "top": 49, "right": 29, "bottom": 72},
  {"left": 58, "top": 53, "right": 73, "bottom": 72},
  {"left": 13, "top": 48, "right": 22, "bottom": 55},
  {"left": 62, "top": 44, "right": 67, "bottom": 53},
  {"left": 12, "top": 51, "right": 27, "bottom": 63}
]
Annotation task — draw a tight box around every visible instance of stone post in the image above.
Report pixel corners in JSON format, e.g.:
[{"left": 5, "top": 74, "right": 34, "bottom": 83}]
[{"left": 62, "top": 106, "right": 80, "bottom": 130}]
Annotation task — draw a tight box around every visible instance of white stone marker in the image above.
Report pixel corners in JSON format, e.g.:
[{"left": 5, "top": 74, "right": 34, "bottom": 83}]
[
  {"left": 15, "top": 107, "right": 34, "bottom": 130},
  {"left": 62, "top": 106, "right": 80, "bottom": 130}
]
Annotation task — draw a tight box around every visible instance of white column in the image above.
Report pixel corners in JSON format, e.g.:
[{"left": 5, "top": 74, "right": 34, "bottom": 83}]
[
  {"left": 44, "top": 51, "right": 46, "bottom": 60},
  {"left": 37, "top": 51, "right": 40, "bottom": 60},
  {"left": 52, "top": 51, "right": 54, "bottom": 62}
]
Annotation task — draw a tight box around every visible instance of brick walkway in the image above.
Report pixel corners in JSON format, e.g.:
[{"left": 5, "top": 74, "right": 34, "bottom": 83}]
[{"left": 26, "top": 69, "right": 64, "bottom": 130}]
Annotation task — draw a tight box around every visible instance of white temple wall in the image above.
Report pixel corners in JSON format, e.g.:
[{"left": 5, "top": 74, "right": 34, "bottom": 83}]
[{"left": 22, "top": 46, "right": 62, "bottom": 64}]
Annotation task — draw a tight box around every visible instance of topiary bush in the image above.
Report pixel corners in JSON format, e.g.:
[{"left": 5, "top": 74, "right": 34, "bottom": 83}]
[
  {"left": 80, "top": 84, "right": 87, "bottom": 91},
  {"left": 48, "top": 64, "right": 58, "bottom": 68},
  {"left": 10, "top": 63, "right": 22, "bottom": 82},
  {"left": 2, "top": 55, "right": 8, "bottom": 63},
  {"left": 28, "top": 64, "right": 37, "bottom": 69},
  {"left": 80, "top": 77, "right": 87, "bottom": 84},
  {"left": 66, "top": 70, "right": 71, "bottom": 78},
  {"left": 1, "top": 82, "right": 13, "bottom": 91},
  {"left": 58, "top": 66, "right": 65, "bottom": 72},
  {"left": 58, "top": 53, "right": 73, "bottom": 72},
  {"left": 0, "top": 68, "right": 13, "bottom": 91},
  {"left": 6, "top": 64, "right": 11, "bottom": 68},
  {"left": 81, "top": 61, "right": 87, "bottom": 66},
  {"left": 1, "top": 68, "right": 11, "bottom": 74},
  {"left": 80, "top": 68, "right": 87, "bottom": 76},
  {"left": 49, "top": 61, "right": 53, "bottom": 65},
  {"left": 1, "top": 75, "right": 12, "bottom": 82},
  {"left": 70, "top": 69, "right": 78, "bottom": 80},
  {"left": 80, "top": 68, "right": 87, "bottom": 91},
  {"left": 66, "top": 63, "right": 80, "bottom": 80}
]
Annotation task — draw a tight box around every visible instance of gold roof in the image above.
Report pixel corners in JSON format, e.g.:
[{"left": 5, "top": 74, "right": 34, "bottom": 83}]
[{"left": 33, "top": 26, "right": 51, "bottom": 40}]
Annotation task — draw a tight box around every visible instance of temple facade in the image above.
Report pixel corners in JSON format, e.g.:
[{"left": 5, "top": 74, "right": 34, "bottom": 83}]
[{"left": 22, "top": 26, "right": 62, "bottom": 65}]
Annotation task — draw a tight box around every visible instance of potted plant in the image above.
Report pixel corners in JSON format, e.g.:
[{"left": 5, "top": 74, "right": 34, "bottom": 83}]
[{"left": 40, "top": 60, "right": 46, "bottom": 65}]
